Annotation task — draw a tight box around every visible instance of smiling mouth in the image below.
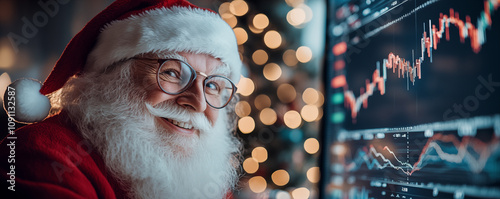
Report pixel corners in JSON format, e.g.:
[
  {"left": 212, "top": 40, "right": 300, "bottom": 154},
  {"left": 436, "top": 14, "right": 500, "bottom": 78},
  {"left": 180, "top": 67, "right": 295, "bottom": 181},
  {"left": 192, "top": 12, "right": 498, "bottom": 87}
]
[{"left": 163, "top": 118, "right": 194, "bottom": 130}]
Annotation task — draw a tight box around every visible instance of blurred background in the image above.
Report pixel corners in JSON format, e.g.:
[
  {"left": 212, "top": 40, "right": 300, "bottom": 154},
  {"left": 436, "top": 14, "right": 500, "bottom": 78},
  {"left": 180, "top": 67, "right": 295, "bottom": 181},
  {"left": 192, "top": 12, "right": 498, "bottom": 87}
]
[{"left": 0, "top": 0, "right": 325, "bottom": 198}]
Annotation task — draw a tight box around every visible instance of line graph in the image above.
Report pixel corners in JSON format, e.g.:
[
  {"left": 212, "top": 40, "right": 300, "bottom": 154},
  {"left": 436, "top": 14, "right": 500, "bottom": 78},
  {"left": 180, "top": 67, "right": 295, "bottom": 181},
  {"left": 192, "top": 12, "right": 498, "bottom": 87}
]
[
  {"left": 340, "top": 0, "right": 500, "bottom": 120},
  {"left": 343, "top": 133, "right": 500, "bottom": 176}
]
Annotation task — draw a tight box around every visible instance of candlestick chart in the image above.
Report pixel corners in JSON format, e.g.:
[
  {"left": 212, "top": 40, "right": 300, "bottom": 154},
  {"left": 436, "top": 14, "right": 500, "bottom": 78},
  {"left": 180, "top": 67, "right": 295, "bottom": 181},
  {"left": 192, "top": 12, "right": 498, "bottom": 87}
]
[
  {"left": 322, "top": 0, "right": 500, "bottom": 198},
  {"left": 340, "top": 0, "right": 500, "bottom": 123}
]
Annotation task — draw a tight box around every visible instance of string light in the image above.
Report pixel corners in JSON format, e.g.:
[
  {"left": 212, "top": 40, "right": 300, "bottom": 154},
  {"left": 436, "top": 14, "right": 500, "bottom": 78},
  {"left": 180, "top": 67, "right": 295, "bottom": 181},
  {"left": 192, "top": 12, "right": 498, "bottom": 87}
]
[
  {"left": 233, "top": 27, "right": 248, "bottom": 45},
  {"left": 286, "top": 7, "right": 306, "bottom": 27},
  {"left": 316, "top": 91, "right": 325, "bottom": 107},
  {"left": 249, "top": 24, "right": 264, "bottom": 34},
  {"left": 291, "top": 187, "right": 310, "bottom": 199},
  {"left": 302, "top": 88, "right": 319, "bottom": 105},
  {"left": 238, "top": 116, "right": 255, "bottom": 134},
  {"left": 306, "top": 167, "right": 320, "bottom": 183},
  {"left": 243, "top": 157, "right": 259, "bottom": 174},
  {"left": 300, "top": 105, "right": 319, "bottom": 122},
  {"left": 284, "top": 110, "right": 302, "bottom": 129},
  {"left": 316, "top": 108, "right": 323, "bottom": 121},
  {"left": 0, "top": 73, "right": 12, "bottom": 102},
  {"left": 235, "top": 101, "right": 251, "bottom": 117},
  {"left": 236, "top": 76, "right": 255, "bottom": 96},
  {"left": 271, "top": 169, "right": 290, "bottom": 186},
  {"left": 260, "top": 108, "right": 277, "bottom": 125},
  {"left": 304, "top": 138, "right": 319, "bottom": 154},
  {"left": 283, "top": 49, "right": 299, "bottom": 67},
  {"left": 296, "top": 46, "right": 312, "bottom": 63},
  {"left": 277, "top": 84, "right": 296, "bottom": 103},
  {"left": 264, "top": 30, "right": 282, "bottom": 49},
  {"left": 285, "top": 0, "right": 304, "bottom": 7},
  {"left": 218, "top": 2, "right": 231, "bottom": 14},
  {"left": 229, "top": 0, "right": 249, "bottom": 16},
  {"left": 221, "top": 13, "right": 237, "bottom": 28},
  {"left": 252, "top": 49, "right": 268, "bottom": 65},
  {"left": 0, "top": 39, "right": 15, "bottom": 69},
  {"left": 254, "top": 94, "right": 271, "bottom": 110},
  {"left": 253, "top": 13, "right": 269, "bottom": 29},
  {"left": 263, "top": 63, "right": 282, "bottom": 81},
  {"left": 276, "top": 190, "right": 292, "bottom": 199},
  {"left": 248, "top": 176, "right": 267, "bottom": 193},
  {"left": 252, "top": 147, "right": 268, "bottom": 163}
]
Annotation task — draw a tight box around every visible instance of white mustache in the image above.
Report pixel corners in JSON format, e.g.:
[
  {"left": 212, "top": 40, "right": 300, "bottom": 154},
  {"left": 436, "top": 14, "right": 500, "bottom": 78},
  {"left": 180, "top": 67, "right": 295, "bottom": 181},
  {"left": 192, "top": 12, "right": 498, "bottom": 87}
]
[{"left": 145, "top": 101, "right": 212, "bottom": 132}]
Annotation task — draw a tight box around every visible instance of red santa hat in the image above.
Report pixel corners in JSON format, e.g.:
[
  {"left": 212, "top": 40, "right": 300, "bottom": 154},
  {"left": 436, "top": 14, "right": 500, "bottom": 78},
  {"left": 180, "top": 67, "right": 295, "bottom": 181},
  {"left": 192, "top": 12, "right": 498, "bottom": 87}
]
[{"left": 4, "top": 0, "right": 241, "bottom": 123}]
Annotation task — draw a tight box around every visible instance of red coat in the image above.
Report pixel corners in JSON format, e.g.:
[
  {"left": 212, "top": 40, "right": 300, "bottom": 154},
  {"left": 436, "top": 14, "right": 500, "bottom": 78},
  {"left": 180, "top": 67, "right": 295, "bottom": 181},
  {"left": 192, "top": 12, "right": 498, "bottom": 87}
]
[{"left": 0, "top": 113, "right": 127, "bottom": 198}]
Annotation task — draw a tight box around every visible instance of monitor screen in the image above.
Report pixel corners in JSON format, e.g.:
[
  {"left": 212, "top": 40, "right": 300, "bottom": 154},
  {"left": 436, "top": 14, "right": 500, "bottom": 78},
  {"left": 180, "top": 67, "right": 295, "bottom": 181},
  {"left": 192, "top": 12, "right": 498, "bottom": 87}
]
[{"left": 321, "top": 0, "right": 500, "bottom": 198}]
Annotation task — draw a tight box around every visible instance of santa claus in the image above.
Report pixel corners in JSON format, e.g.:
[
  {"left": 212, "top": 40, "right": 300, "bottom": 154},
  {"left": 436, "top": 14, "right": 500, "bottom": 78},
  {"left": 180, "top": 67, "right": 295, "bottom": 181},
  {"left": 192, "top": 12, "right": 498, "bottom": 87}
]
[{"left": 0, "top": 0, "right": 243, "bottom": 198}]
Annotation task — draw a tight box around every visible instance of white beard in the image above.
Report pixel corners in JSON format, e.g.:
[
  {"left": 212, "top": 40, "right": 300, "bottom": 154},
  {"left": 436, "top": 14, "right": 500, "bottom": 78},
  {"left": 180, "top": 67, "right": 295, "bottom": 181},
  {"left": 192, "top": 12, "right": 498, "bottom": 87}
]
[{"left": 58, "top": 62, "right": 241, "bottom": 199}]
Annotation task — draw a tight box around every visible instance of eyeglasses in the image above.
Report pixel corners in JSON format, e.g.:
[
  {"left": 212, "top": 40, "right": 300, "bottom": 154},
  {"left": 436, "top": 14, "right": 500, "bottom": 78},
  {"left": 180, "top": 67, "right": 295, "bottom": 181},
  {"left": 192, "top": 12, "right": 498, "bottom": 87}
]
[{"left": 132, "top": 58, "right": 237, "bottom": 109}]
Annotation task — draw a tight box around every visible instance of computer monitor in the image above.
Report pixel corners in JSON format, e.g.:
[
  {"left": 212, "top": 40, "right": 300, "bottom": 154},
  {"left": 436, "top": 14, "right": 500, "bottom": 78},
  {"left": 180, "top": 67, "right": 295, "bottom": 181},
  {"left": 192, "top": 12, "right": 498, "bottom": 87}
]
[{"left": 321, "top": 0, "right": 500, "bottom": 198}]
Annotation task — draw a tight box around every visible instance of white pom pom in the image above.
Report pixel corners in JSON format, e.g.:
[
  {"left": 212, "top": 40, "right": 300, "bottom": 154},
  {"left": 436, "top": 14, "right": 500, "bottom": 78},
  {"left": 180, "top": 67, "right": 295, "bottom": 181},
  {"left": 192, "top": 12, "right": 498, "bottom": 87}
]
[{"left": 3, "top": 78, "right": 51, "bottom": 123}]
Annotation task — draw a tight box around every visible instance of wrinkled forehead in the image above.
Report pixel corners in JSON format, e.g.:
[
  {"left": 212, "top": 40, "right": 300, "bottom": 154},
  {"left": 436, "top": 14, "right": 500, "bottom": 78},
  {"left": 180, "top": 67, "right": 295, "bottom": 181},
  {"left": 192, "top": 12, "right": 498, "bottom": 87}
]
[{"left": 141, "top": 51, "right": 231, "bottom": 76}]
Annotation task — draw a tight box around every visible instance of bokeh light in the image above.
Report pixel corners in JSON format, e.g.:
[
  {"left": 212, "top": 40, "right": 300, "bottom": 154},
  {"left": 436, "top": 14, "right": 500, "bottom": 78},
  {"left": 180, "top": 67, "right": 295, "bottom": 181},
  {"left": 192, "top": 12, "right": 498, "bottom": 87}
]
[
  {"left": 296, "top": 46, "right": 312, "bottom": 63},
  {"left": 285, "top": 0, "right": 305, "bottom": 7},
  {"left": 284, "top": 110, "right": 302, "bottom": 129},
  {"left": 248, "top": 24, "right": 264, "bottom": 34},
  {"left": 248, "top": 176, "right": 267, "bottom": 193},
  {"left": 277, "top": 84, "right": 296, "bottom": 103},
  {"left": 301, "top": 105, "right": 319, "bottom": 122},
  {"left": 229, "top": 0, "right": 249, "bottom": 16},
  {"left": 286, "top": 7, "right": 306, "bottom": 26},
  {"left": 283, "top": 49, "right": 299, "bottom": 67},
  {"left": 276, "top": 190, "right": 292, "bottom": 199},
  {"left": 302, "top": 88, "right": 319, "bottom": 105},
  {"left": 0, "top": 39, "right": 15, "bottom": 69},
  {"left": 236, "top": 76, "right": 255, "bottom": 96},
  {"left": 306, "top": 167, "right": 320, "bottom": 183},
  {"left": 254, "top": 94, "right": 272, "bottom": 110},
  {"left": 252, "top": 49, "right": 268, "bottom": 65},
  {"left": 271, "top": 169, "right": 290, "bottom": 186},
  {"left": 233, "top": 27, "right": 248, "bottom": 45},
  {"left": 304, "top": 138, "right": 319, "bottom": 154},
  {"left": 218, "top": 2, "right": 231, "bottom": 14},
  {"left": 235, "top": 101, "right": 251, "bottom": 117},
  {"left": 243, "top": 157, "right": 259, "bottom": 174},
  {"left": 252, "top": 147, "right": 268, "bottom": 163},
  {"left": 292, "top": 187, "right": 310, "bottom": 199},
  {"left": 253, "top": 13, "right": 269, "bottom": 29},
  {"left": 264, "top": 30, "right": 282, "bottom": 49},
  {"left": 260, "top": 108, "right": 277, "bottom": 125},
  {"left": 316, "top": 91, "right": 325, "bottom": 107},
  {"left": 238, "top": 116, "right": 255, "bottom": 134},
  {"left": 316, "top": 107, "right": 324, "bottom": 121},
  {"left": 263, "top": 63, "right": 282, "bottom": 81},
  {"left": 221, "top": 13, "right": 237, "bottom": 28},
  {"left": 0, "top": 73, "right": 12, "bottom": 102}
]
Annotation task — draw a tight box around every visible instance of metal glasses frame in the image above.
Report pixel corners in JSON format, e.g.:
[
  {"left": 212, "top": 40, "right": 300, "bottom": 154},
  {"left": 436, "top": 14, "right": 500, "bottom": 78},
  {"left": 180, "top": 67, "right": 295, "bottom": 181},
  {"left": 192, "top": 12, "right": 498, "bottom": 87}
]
[{"left": 132, "top": 57, "right": 238, "bottom": 109}]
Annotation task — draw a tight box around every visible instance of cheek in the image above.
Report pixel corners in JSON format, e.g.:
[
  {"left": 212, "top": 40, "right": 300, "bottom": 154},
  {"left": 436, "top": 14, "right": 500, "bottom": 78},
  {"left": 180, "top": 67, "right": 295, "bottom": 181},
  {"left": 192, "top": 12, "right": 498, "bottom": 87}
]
[
  {"left": 206, "top": 109, "right": 219, "bottom": 125},
  {"left": 147, "top": 91, "right": 175, "bottom": 106}
]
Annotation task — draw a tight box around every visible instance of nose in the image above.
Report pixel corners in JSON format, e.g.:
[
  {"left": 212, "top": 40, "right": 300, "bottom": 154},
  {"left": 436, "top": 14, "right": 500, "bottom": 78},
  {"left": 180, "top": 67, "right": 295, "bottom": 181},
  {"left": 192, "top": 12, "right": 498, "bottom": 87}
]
[{"left": 175, "top": 78, "right": 207, "bottom": 112}]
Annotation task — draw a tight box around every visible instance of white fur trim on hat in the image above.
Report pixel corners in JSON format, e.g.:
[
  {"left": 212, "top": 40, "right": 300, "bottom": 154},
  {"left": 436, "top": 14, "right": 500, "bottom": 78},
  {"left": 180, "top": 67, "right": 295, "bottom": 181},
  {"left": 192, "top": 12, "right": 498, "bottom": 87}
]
[
  {"left": 86, "top": 6, "right": 242, "bottom": 83},
  {"left": 3, "top": 79, "right": 51, "bottom": 123}
]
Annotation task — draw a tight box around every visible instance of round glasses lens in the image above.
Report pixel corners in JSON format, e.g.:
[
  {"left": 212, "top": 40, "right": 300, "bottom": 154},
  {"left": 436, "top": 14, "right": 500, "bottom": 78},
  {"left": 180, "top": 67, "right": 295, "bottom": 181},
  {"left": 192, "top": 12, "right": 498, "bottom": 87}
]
[
  {"left": 204, "top": 76, "right": 235, "bottom": 108},
  {"left": 157, "top": 60, "right": 193, "bottom": 94}
]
